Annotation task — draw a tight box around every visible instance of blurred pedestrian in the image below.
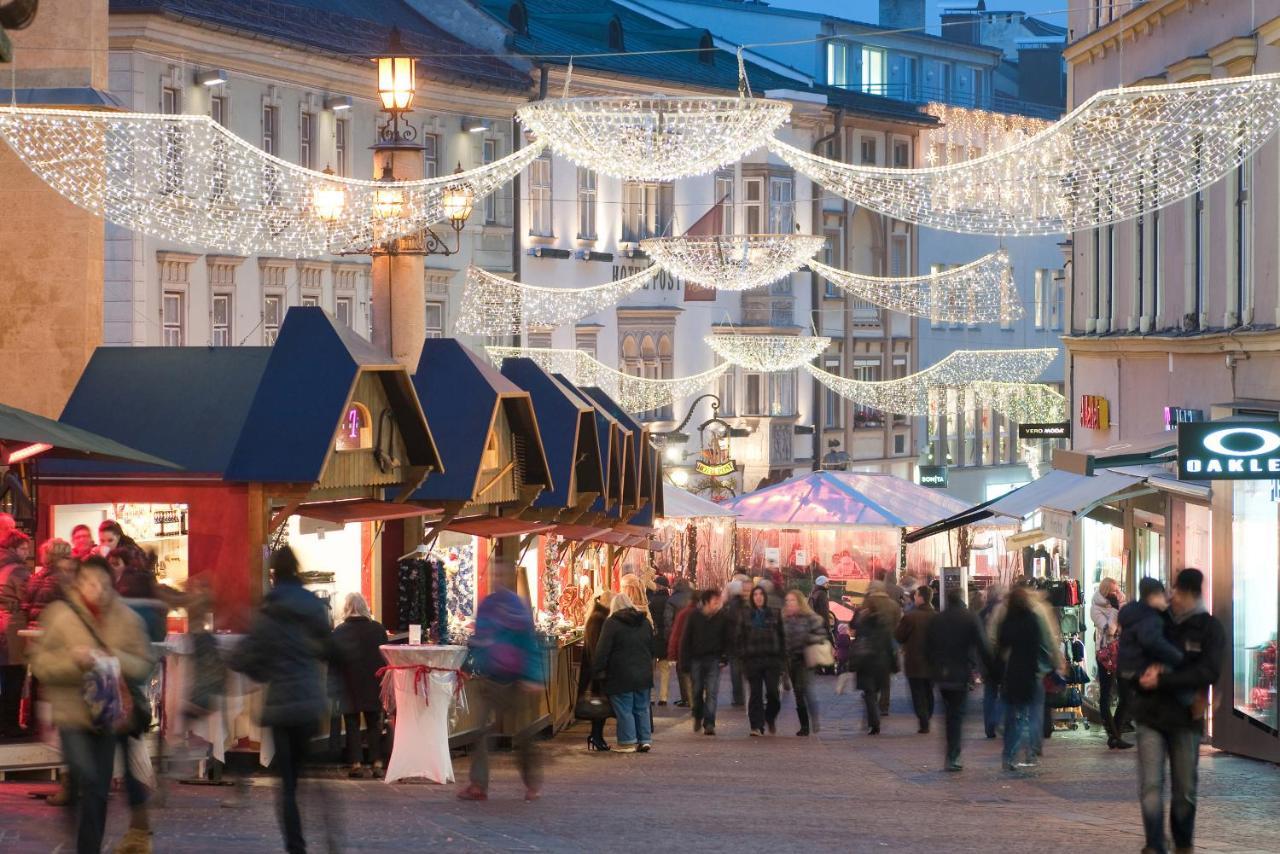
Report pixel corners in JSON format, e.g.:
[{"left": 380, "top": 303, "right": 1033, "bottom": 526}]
[
  {"left": 852, "top": 603, "right": 894, "bottom": 735},
  {"left": 927, "top": 589, "right": 994, "bottom": 771},
  {"left": 679, "top": 589, "right": 731, "bottom": 736},
  {"left": 723, "top": 575, "right": 750, "bottom": 707},
  {"left": 578, "top": 590, "right": 614, "bottom": 751},
  {"left": 23, "top": 538, "right": 72, "bottom": 626},
  {"left": 593, "top": 593, "right": 655, "bottom": 753},
  {"left": 861, "top": 580, "right": 903, "bottom": 718},
  {"left": 782, "top": 590, "right": 825, "bottom": 736},
  {"left": 332, "top": 592, "right": 388, "bottom": 779},
  {"left": 993, "top": 585, "right": 1053, "bottom": 771},
  {"left": 0, "top": 529, "right": 34, "bottom": 737},
  {"left": 896, "top": 586, "right": 938, "bottom": 734},
  {"left": 29, "top": 555, "right": 153, "bottom": 854},
  {"left": 459, "top": 560, "right": 546, "bottom": 800},
  {"left": 978, "top": 586, "right": 1005, "bottom": 739},
  {"left": 808, "top": 575, "right": 831, "bottom": 637},
  {"left": 665, "top": 581, "right": 695, "bottom": 708},
  {"left": 648, "top": 575, "right": 673, "bottom": 707},
  {"left": 620, "top": 572, "right": 653, "bottom": 625},
  {"left": 739, "top": 584, "right": 784, "bottom": 735},
  {"left": 229, "top": 546, "right": 333, "bottom": 852},
  {"left": 1090, "top": 577, "right": 1129, "bottom": 749}
]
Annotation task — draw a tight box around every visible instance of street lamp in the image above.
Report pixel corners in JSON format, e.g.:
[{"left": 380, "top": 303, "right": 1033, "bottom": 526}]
[
  {"left": 372, "top": 163, "right": 406, "bottom": 221},
  {"left": 375, "top": 28, "right": 416, "bottom": 145}
]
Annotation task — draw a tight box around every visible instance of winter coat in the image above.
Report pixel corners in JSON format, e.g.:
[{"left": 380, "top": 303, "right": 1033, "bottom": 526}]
[
  {"left": 994, "top": 604, "right": 1049, "bottom": 704},
  {"left": 722, "top": 593, "right": 749, "bottom": 657},
  {"left": 664, "top": 583, "right": 692, "bottom": 642},
  {"left": 332, "top": 616, "right": 389, "bottom": 714},
  {"left": 648, "top": 588, "right": 671, "bottom": 657},
  {"left": 738, "top": 604, "right": 785, "bottom": 663},
  {"left": 21, "top": 565, "right": 66, "bottom": 625},
  {"left": 468, "top": 586, "right": 544, "bottom": 686},
  {"left": 666, "top": 602, "right": 695, "bottom": 662},
  {"left": 894, "top": 603, "right": 937, "bottom": 679},
  {"left": 860, "top": 590, "right": 903, "bottom": 635},
  {"left": 852, "top": 610, "right": 894, "bottom": 692},
  {"left": 229, "top": 580, "right": 333, "bottom": 727},
  {"left": 29, "top": 591, "right": 153, "bottom": 730},
  {"left": 679, "top": 608, "right": 731, "bottom": 672},
  {"left": 782, "top": 611, "right": 825, "bottom": 659},
  {"left": 1089, "top": 588, "right": 1119, "bottom": 647},
  {"left": 578, "top": 599, "right": 611, "bottom": 694},
  {"left": 0, "top": 549, "right": 32, "bottom": 666},
  {"left": 1132, "top": 604, "right": 1225, "bottom": 733},
  {"left": 594, "top": 608, "right": 655, "bottom": 695},
  {"left": 1118, "top": 600, "right": 1183, "bottom": 678},
  {"left": 926, "top": 604, "right": 993, "bottom": 690},
  {"left": 808, "top": 586, "right": 831, "bottom": 626}
]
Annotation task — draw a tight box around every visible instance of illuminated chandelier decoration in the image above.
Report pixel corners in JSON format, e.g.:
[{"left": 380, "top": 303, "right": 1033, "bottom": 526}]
[
  {"left": 804, "top": 349, "right": 1056, "bottom": 416},
  {"left": 0, "top": 106, "right": 544, "bottom": 257},
  {"left": 809, "top": 250, "right": 1019, "bottom": 324},
  {"left": 706, "top": 334, "right": 831, "bottom": 371},
  {"left": 454, "top": 265, "right": 659, "bottom": 336},
  {"left": 971, "top": 381, "right": 1067, "bottom": 425},
  {"left": 767, "top": 72, "right": 1280, "bottom": 234},
  {"left": 641, "top": 234, "right": 825, "bottom": 291},
  {"left": 487, "top": 347, "right": 728, "bottom": 415}
]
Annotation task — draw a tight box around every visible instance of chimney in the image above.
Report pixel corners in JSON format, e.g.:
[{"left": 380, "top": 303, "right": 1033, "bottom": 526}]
[
  {"left": 879, "top": 0, "right": 925, "bottom": 32},
  {"left": 939, "top": 4, "right": 982, "bottom": 44}
]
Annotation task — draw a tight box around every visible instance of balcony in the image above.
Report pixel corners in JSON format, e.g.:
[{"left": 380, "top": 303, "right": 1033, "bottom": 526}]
[{"left": 831, "top": 82, "right": 1063, "bottom": 121}]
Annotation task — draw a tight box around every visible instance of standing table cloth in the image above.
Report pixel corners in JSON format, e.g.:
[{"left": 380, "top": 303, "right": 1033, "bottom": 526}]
[{"left": 380, "top": 644, "right": 467, "bottom": 784}]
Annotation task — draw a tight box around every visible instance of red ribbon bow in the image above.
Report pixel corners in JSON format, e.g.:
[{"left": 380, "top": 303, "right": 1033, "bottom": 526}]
[{"left": 375, "top": 664, "right": 469, "bottom": 715}]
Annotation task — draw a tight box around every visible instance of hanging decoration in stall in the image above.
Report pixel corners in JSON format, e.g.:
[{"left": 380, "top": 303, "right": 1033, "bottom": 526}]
[
  {"left": 705, "top": 334, "right": 832, "bottom": 371},
  {"left": 808, "top": 250, "right": 1019, "bottom": 324},
  {"left": 640, "top": 234, "right": 825, "bottom": 291},
  {"left": 487, "top": 346, "right": 729, "bottom": 415},
  {"left": 0, "top": 106, "right": 544, "bottom": 257},
  {"left": 766, "top": 72, "right": 1280, "bottom": 234},
  {"left": 453, "top": 265, "right": 659, "bottom": 335},
  {"left": 804, "top": 349, "right": 1056, "bottom": 416},
  {"left": 971, "top": 381, "right": 1068, "bottom": 425}
]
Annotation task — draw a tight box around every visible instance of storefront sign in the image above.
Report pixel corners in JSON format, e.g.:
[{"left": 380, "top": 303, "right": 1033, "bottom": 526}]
[
  {"left": 1178, "top": 421, "right": 1280, "bottom": 480},
  {"left": 918, "top": 466, "right": 948, "bottom": 488},
  {"left": 1164, "top": 407, "right": 1203, "bottom": 431},
  {"left": 695, "top": 459, "right": 736, "bottom": 477},
  {"left": 1079, "top": 395, "right": 1110, "bottom": 430},
  {"left": 1018, "top": 422, "right": 1071, "bottom": 439}
]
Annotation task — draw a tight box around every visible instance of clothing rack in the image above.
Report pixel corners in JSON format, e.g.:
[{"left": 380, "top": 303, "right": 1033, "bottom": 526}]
[{"left": 1048, "top": 618, "right": 1090, "bottom": 732}]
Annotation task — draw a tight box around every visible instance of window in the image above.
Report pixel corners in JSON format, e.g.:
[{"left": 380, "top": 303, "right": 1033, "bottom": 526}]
[
  {"left": 1105, "top": 224, "right": 1115, "bottom": 331},
  {"left": 1051, "top": 275, "right": 1065, "bottom": 331},
  {"left": 938, "top": 62, "right": 953, "bottom": 103},
  {"left": 621, "top": 181, "right": 674, "bottom": 242},
  {"left": 1233, "top": 153, "right": 1251, "bottom": 325},
  {"left": 423, "top": 133, "right": 439, "bottom": 179},
  {"left": 1191, "top": 135, "right": 1206, "bottom": 324},
  {"left": 161, "top": 87, "right": 183, "bottom": 194},
  {"left": 301, "top": 293, "right": 320, "bottom": 307},
  {"left": 852, "top": 360, "right": 884, "bottom": 428},
  {"left": 335, "top": 119, "right": 349, "bottom": 177},
  {"left": 768, "top": 371, "right": 795, "bottom": 417},
  {"left": 967, "top": 67, "right": 985, "bottom": 107},
  {"left": 823, "top": 358, "right": 841, "bottom": 429},
  {"left": 889, "top": 234, "right": 908, "bottom": 277},
  {"left": 768, "top": 176, "right": 793, "bottom": 234},
  {"left": 620, "top": 331, "right": 673, "bottom": 421},
  {"left": 743, "top": 372, "right": 764, "bottom": 415},
  {"left": 335, "top": 296, "right": 353, "bottom": 329},
  {"left": 826, "top": 41, "right": 850, "bottom": 88},
  {"left": 893, "top": 140, "right": 910, "bottom": 169},
  {"left": 861, "top": 47, "right": 886, "bottom": 96},
  {"left": 262, "top": 105, "right": 278, "bottom": 155},
  {"left": 1033, "top": 269, "right": 1047, "bottom": 329},
  {"left": 525, "top": 328, "right": 553, "bottom": 349},
  {"left": 893, "top": 433, "right": 906, "bottom": 455},
  {"left": 715, "top": 174, "right": 734, "bottom": 233},
  {"left": 211, "top": 292, "right": 232, "bottom": 346},
  {"left": 903, "top": 56, "right": 920, "bottom": 100},
  {"left": 335, "top": 402, "right": 372, "bottom": 452},
  {"left": 577, "top": 168, "right": 597, "bottom": 239},
  {"left": 529, "top": 150, "right": 553, "bottom": 237},
  {"left": 161, "top": 86, "right": 180, "bottom": 115},
  {"left": 822, "top": 227, "right": 843, "bottom": 298},
  {"left": 1151, "top": 207, "right": 1161, "bottom": 324},
  {"left": 262, "top": 294, "right": 284, "bottom": 345},
  {"left": 717, "top": 361, "right": 736, "bottom": 416},
  {"left": 860, "top": 136, "right": 877, "bottom": 166},
  {"left": 482, "top": 139, "right": 498, "bottom": 224},
  {"left": 425, "top": 301, "right": 445, "bottom": 338},
  {"left": 300, "top": 111, "right": 315, "bottom": 169},
  {"left": 162, "top": 290, "right": 185, "bottom": 347},
  {"left": 210, "top": 94, "right": 226, "bottom": 126},
  {"left": 892, "top": 357, "right": 908, "bottom": 424},
  {"left": 1231, "top": 479, "right": 1279, "bottom": 733},
  {"left": 575, "top": 326, "right": 599, "bottom": 360},
  {"left": 742, "top": 178, "right": 764, "bottom": 234}
]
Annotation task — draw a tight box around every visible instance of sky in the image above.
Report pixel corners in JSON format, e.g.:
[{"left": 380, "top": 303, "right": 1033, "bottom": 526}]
[{"left": 766, "top": 0, "right": 1070, "bottom": 36}]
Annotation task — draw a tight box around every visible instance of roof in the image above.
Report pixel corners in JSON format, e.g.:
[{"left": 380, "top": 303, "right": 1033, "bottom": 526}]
[
  {"left": 110, "top": 0, "right": 531, "bottom": 93},
  {"left": 0, "top": 88, "right": 124, "bottom": 107},
  {"left": 723, "top": 470, "right": 971, "bottom": 528},
  {"left": 555, "top": 373, "right": 622, "bottom": 512},
  {"left": 0, "top": 402, "right": 178, "bottom": 469},
  {"left": 580, "top": 386, "right": 641, "bottom": 510},
  {"left": 662, "top": 483, "right": 735, "bottom": 518},
  {"left": 1021, "top": 16, "right": 1068, "bottom": 39}
]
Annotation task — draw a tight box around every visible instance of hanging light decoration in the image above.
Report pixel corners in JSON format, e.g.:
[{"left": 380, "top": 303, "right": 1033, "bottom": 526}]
[
  {"left": 971, "top": 381, "right": 1067, "bottom": 424},
  {"left": 454, "top": 265, "right": 660, "bottom": 336},
  {"left": 809, "top": 250, "right": 1019, "bottom": 324},
  {"left": 768, "top": 72, "right": 1280, "bottom": 234},
  {"left": 641, "top": 234, "right": 825, "bottom": 291},
  {"left": 705, "top": 334, "right": 831, "bottom": 371},
  {"left": 487, "top": 346, "right": 728, "bottom": 415},
  {"left": 804, "top": 349, "right": 1056, "bottom": 416},
  {"left": 0, "top": 106, "right": 545, "bottom": 257}
]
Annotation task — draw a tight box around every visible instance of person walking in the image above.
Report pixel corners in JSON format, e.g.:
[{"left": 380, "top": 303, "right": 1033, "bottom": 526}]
[
  {"left": 926, "top": 590, "right": 995, "bottom": 771},
  {"left": 679, "top": 589, "right": 731, "bottom": 736},
  {"left": 1132, "top": 568, "right": 1223, "bottom": 854},
  {"left": 29, "top": 556, "right": 153, "bottom": 854},
  {"left": 861, "top": 580, "right": 903, "bottom": 718},
  {"left": 993, "top": 585, "right": 1053, "bottom": 771},
  {"left": 808, "top": 575, "right": 832, "bottom": 635},
  {"left": 1091, "top": 577, "right": 1130, "bottom": 749},
  {"left": 895, "top": 586, "right": 938, "bottom": 734},
  {"left": 593, "top": 593, "right": 655, "bottom": 753},
  {"left": 665, "top": 581, "right": 695, "bottom": 709},
  {"left": 648, "top": 576, "right": 673, "bottom": 707},
  {"left": 578, "top": 590, "right": 614, "bottom": 751},
  {"left": 331, "top": 592, "right": 388, "bottom": 779},
  {"left": 0, "top": 529, "right": 34, "bottom": 738},
  {"left": 229, "top": 547, "right": 333, "bottom": 852},
  {"left": 723, "top": 576, "right": 750, "bottom": 708},
  {"left": 852, "top": 604, "right": 894, "bottom": 735},
  {"left": 782, "top": 590, "right": 826, "bottom": 736},
  {"left": 739, "top": 585, "right": 784, "bottom": 736},
  {"left": 978, "top": 586, "right": 1005, "bottom": 739}
]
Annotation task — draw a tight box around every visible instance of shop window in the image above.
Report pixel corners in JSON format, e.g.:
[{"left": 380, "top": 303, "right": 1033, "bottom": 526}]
[
  {"left": 335, "top": 401, "right": 372, "bottom": 451},
  {"left": 1231, "top": 480, "right": 1279, "bottom": 732}
]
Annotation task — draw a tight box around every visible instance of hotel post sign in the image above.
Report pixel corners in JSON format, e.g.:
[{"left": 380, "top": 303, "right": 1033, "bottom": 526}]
[{"left": 1177, "top": 421, "right": 1280, "bottom": 480}]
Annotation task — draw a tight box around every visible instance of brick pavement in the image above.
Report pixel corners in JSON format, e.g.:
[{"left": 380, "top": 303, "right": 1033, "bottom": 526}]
[{"left": 2, "top": 672, "right": 1279, "bottom": 853}]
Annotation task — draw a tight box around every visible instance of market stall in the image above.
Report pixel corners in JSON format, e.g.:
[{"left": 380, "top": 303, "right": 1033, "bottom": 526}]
[{"left": 651, "top": 484, "right": 737, "bottom": 589}]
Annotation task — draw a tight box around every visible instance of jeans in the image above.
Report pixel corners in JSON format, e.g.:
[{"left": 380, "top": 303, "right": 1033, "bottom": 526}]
[
  {"left": 1097, "top": 661, "right": 1117, "bottom": 737},
  {"left": 60, "top": 727, "right": 116, "bottom": 854},
  {"left": 609, "top": 689, "right": 653, "bottom": 746},
  {"left": 689, "top": 657, "right": 721, "bottom": 729},
  {"left": 939, "top": 688, "right": 968, "bottom": 763},
  {"left": 343, "top": 710, "right": 383, "bottom": 766},
  {"left": 982, "top": 678, "right": 1004, "bottom": 737},
  {"left": 744, "top": 658, "right": 781, "bottom": 732},
  {"left": 470, "top": 680, "right": 542, "bottom": 790},
  {"left": 1002, "top": 680, "right": 1044, "bottom": 766},
  {"left": 678, "top": 670, "right": 691, "bottom": 704},
  {"left": 654, "top": 659, "right": 671, "bottom": 703},
  {"left": 729, "top": 656, "right": 746, "bottom": 706},
  {"left": 272, "top": 723, "right": 315, "bottom": 854},
  {"left": 1114, "top": 678, "right": 1134, "bottom": 735},
  {"left": 790, "top": 657, "right": 817, "bottom": 732},
  {"left": 908, "top": 676, "right": 935, "bottom": 728},
  {"left": 1136, "top": 724, "right": 1201, "bottom": 853},
  {"left": 118, "top": 734, "right": 150, "bottom": 809}
]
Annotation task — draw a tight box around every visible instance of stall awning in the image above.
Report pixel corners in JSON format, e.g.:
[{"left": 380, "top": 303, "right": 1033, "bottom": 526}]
[
  {"left": 293, "top": 499, "right": 441, "bottom": 525},
  {"left": 1053, "top": 432, "right": 1177, "bottom": 476},
  {"left": 0, "top": 402, "right": 180, "bottom": 469},
  {"left": 662, "top": 484, "right": 736, "bottom": 519},
  {"left": 552, "top": 524, "right": 613, "bottom": 542},
  {"left": 443, "top": 516, "right": 556, "bottom": 538},
  {"left": 1109, "top": 464, "right": 1211, "bottom": 501}
]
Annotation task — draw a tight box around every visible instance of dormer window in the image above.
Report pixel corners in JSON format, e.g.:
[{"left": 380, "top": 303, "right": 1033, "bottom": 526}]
[{"left": 336, "top": 402, "right": 373, "bottom": 451}]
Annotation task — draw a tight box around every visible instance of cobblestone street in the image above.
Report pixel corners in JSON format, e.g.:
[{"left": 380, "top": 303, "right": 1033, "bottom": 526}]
[{"left": 3, "top": 673, "right": 1279, "bottom": 853}]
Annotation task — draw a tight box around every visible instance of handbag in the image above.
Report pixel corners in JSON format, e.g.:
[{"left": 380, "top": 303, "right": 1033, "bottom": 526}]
[
  {"left": 1097, "top": 638, "right": 1119, "bottom": 675},
  {"left": 573, "top": 692, "right": 613, "bottom": 722},
  {"left": 804, "top": 640, "right": 835, "bottom": 669}
]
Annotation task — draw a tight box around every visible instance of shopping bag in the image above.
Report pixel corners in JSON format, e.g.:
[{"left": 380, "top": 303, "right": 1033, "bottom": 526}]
[
  {"left": 804, "top": 640, "right": 835, "bottom": 669},
  {"left": 82, "top": 655, "right": 130, "bottom": 733}
]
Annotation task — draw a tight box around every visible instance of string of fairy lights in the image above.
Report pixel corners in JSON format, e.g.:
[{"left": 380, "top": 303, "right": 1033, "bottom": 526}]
[
  {"left": 454, "top": 265, "right": 660, "bottom": 336},
  {"left": 971, "top": 381, "right": 1068, "bottom": 425}
]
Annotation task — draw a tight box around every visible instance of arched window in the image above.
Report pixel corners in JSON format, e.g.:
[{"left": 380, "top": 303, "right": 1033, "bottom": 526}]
[
  {"left": 335, "top": 402, "right": 372, "bottom": 451},
  {"left": 608, "top": 18, "right": 625, "bottom": 51}
]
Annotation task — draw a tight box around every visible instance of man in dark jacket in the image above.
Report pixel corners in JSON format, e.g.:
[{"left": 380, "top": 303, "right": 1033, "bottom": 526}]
[
  {"left": 679, "top": 590, "right": 731, "bottom": 735},
  {"left": 895, "top": 586, "right": 938, "bottom": 733},
  {"left": 230, "top": 547, "right": 333, "bottom": 854},
  {"left": 648, "top": 576, "right": 672, "bottom": 706},
  {"left": 926, "top": 590, "right": 994, "bottom": 771},
  {"left": 1133, "top": 568, "right": 1223, "bottom": 854}
]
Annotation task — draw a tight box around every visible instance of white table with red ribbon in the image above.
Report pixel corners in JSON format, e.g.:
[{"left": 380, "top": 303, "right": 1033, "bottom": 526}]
[{"left": 378, "top": 644, "right": 468, "bottom": 784}]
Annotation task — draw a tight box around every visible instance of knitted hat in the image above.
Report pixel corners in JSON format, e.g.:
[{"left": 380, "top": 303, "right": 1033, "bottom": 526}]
[
  {"left": 1138, "top": 577, "right": 1165, "bottom": 600},
  {"left": 815, "top": 575, "right": 829, "bottom": 587}
]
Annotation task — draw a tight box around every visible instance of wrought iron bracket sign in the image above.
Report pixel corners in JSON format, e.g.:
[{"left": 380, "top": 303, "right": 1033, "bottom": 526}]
[
  {"left": 1178, "top": 421, "right": 1280, "bottom": 480},
  {"left": 1018, "top": 422, "right": 1071, "bottom": 439}
]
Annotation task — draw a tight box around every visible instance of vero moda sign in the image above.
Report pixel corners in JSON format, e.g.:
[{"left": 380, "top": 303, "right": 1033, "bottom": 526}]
[{"left": 1177, "top": 421, "right": 1280, "bottom": 480}]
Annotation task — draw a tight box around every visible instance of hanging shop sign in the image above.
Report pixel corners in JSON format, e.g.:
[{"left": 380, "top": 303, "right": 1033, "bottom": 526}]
[
  {"left": 694, "top": 438, "right": 736, "bottom": 477},
  {"left": 1177, "top": 421, "right": 1280, "bottom": 480},
  {"left": 1018, "top": 422, "right": 1071, "bottom": 439},
  {"left": 918, "top": 466, "right": 948, "bottom": 488},
  {"left": 1164, "top": 407, "right": 1203, "bottom": 431},
  {"left": 1079, "top": 395, "right": 1110, "bottom": 430}
]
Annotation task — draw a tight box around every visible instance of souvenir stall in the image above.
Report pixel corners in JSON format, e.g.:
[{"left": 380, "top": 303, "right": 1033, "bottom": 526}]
[{"left": 651, "top": 484, "right": 737, "bottom": 589}]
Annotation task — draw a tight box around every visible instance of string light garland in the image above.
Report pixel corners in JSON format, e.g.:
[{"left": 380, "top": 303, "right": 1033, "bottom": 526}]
[
  {"left": 705, "top": 334, "right": 831, "bottom": 371},
  {"left": 767, "top": 72, "right": 1280, "bottom": 234},
  {"left": 487, "top": 346, "right": 728, "bottom": 415},
  {"left": 516, "top": 95, "right": 790, "bottom": 181},
  {"left": 640, "top": 234, "right": 825, "bottom": 291},
  {"left": 0, "top": 106, "right": 544, "bottom": 257},
  {"left": 971, "top": 381, "right": 1067, "bottom": 425},
  {"left": 804, "top": 349, "right": 1056, "bottom": 416},
  {"left": 809, "top": 250, "right": 1018, "bottom": 324},
  {"left": 453, "top": 265, "right": 660, "bottom": 335}
]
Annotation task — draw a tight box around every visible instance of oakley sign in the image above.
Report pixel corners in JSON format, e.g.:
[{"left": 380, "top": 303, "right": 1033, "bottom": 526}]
[{"left": 1177, "top": 421, "right": 1280, "bottom": 480}]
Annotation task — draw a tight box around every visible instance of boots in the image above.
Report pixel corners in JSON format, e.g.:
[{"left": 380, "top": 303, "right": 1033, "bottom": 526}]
[{"left": 113, "top": 828, "right": 152, "bottom": 854}]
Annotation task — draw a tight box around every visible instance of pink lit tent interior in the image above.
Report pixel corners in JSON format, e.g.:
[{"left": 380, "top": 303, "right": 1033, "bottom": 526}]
[
  {"left": 650, "top": 483, "right": 738, "bottom": 590},
  {"left": 723, "top": 471, "right": 971, "bottom": 592}
]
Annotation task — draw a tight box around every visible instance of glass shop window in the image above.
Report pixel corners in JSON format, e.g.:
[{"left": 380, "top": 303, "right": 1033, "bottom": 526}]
[{"left": 1231, "top": 480, "right": 1279, "bottom": 732}]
